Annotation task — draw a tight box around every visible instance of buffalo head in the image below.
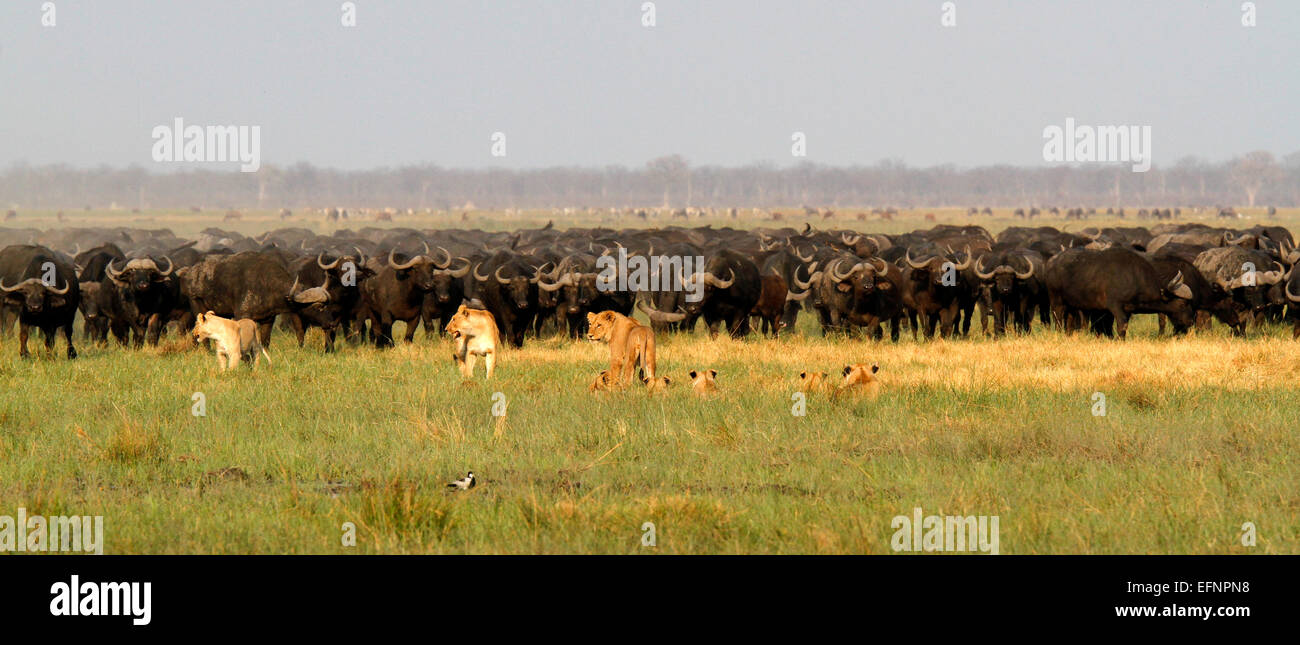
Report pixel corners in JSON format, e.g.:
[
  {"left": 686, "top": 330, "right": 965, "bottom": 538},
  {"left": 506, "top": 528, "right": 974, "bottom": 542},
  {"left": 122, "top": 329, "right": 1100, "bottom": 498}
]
[
  {"left": 388, "top": 247, "right": 436, "bottom": 292},
  {"left": 474, "top": 262, "right": 539, "bottom": 310},
  {"left": 679, "top": 268, "right": 734, "bottom": 316},
  {"left": 105, "top": 256, "right": 174, "bottom": 294},
  {"left": 0, "top": 276, "right": 70, "bottom": 313},
  {"left": 974, "top": 256, "right": 1034, "bottom": 296}
]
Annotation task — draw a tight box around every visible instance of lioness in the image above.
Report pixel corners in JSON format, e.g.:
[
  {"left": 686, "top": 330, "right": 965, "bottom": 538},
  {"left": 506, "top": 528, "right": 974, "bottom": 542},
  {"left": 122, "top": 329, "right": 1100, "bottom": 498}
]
[
  {"left": 446, "top": 304, "right": 500, "bottom": 379},
  {"left": 192, "top": 311, "right": 270, "bottom": 371},
  {"left": 586, "top": 311, "right": 656, "bottom": 387},
  {"left": 837, "top": 363, "right": 880, "bottom": 398},
  {"left": 688, "top": 369, "right": 718, "bottom": 396}
]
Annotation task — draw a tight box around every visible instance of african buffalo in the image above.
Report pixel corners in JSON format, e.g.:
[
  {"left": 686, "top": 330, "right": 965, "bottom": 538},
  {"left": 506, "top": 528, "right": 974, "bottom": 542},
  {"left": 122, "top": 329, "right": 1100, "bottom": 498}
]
[
  {"left": 104, "top": 256, "right": 179, "bottom": 347},
  {"left": 182, "top": 251, "right": 331, "bottom": 346},
  {"left": 1044, "top": 247, "right": 1194, "bottom": 338},
  {"left": 0, "top": 245, "right": 80, "bottom": 358}
]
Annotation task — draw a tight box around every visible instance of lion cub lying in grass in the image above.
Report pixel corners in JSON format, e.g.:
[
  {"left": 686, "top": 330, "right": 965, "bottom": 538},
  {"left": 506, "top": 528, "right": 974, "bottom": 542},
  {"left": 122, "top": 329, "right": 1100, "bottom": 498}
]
[
  {"left": 835, "top": 363, "right": 880, "bottom": 398},
  {"left": 445, "top": 304, "right": 500, "bottom": 379},
  {"left": 798, "top": 364, "right": 881, "bottom": 398},
  {"left": 588, "top": 369, "right": 619, "bottom": 392},
  {"left": 797, "top": 370, "right": 831, "bottom": 392},
  {"left": 192, "top": 311, "right": 270, "bottom": 371},
  {"left": 688, "top": 369, "right": 719, "bottom": 396},
  {"left": 588, "top": 368, "right": 671, "bottom": 392}
]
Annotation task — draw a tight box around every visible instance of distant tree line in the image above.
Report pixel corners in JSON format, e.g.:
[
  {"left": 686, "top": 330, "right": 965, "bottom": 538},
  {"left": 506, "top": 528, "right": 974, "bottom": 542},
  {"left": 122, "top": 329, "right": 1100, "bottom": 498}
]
[{"left": 3, "top": 151, "right": 1297, "bottom": 211}]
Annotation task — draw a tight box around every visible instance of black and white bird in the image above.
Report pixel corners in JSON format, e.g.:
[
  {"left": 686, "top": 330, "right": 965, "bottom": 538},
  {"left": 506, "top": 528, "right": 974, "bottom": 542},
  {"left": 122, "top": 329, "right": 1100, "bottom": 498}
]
[{"left": 447, "top": 471, "right": 476, "bottom": 491}]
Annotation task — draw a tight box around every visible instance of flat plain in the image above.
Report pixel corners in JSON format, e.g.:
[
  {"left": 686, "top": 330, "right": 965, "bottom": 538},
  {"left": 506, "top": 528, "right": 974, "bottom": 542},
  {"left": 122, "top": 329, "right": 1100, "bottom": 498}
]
[{"left": 1, "top": 207, "right": 1296, "bottom": 553}]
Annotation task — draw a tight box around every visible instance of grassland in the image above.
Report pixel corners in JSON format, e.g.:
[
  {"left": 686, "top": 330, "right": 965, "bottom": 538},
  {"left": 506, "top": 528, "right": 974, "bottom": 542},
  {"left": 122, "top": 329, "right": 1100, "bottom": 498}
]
[{"left": 1, "top": 208, "right": 1298, "bottom": 554}]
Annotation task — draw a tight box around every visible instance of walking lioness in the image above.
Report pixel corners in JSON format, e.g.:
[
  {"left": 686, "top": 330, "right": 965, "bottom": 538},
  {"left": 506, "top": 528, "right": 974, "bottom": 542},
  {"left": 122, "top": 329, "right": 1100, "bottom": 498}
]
[
  {"left": 445, "top": 304, "right": 500, "bottom": 379},
  {"left": 586, "top": 310, "right": 656, "bottom": 387},
  {"left": 192, "top": 311, "right": 271, "bottom": 371}
]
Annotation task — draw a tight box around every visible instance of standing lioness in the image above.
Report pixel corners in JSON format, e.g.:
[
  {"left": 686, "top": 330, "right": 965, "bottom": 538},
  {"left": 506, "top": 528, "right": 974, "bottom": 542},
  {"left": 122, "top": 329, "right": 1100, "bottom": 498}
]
[
  {"left": 192, "top": 311, "right": 271, "bottom": 371},
  {"left": 586, "top": 311, "right": 656, "bottom": 387},
  {"left": 446, "top": 304, "right": 500, "bottom": 379}
]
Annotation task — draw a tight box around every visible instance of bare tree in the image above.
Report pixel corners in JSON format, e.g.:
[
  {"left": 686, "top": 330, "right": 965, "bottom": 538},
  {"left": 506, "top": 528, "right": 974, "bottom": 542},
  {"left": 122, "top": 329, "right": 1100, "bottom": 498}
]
[
  {"left": 1230, "top": 151, "right": 1281, "bottom": 207},
  {"left": 646, "top": 155, "right": 688, "bottom": 207}
]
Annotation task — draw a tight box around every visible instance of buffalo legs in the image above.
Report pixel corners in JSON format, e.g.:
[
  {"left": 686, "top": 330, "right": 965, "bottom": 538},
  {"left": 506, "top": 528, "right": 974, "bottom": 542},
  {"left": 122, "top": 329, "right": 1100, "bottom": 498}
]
[{"left": 19, "top": 322, "right": 76, "bottom": 359}]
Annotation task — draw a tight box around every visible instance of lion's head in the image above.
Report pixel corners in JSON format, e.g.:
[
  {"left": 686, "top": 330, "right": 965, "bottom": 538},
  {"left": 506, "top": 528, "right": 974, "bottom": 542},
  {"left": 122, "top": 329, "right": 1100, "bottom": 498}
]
[
  {"left": 798, "top": 370, "right": 829, "bottom": 390},
  {"left": 688, "top": 368, "right": 718, "bottom": 395},
  {"left": 585, "top": 311, "right": 618, "bottom": 342},
  {"left": 841, "top": 363, "right": 880, "bottom": 386},
  {"left": 446, "top": 305, "right": 495, "bottom": 341}
]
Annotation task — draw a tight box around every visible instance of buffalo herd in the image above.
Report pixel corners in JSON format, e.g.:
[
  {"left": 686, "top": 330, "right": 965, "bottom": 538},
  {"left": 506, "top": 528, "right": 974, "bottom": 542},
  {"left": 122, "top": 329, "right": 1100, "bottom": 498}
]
[{"left": 1, "top": 220, "right": 1298, "bottom": 360}]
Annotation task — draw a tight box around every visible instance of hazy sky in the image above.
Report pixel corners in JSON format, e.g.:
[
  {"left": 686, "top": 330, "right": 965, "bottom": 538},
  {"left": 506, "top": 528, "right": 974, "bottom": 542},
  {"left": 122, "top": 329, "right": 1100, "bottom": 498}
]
[{"left": 1, "top": 1, "right": 1296, "bottom": 171}]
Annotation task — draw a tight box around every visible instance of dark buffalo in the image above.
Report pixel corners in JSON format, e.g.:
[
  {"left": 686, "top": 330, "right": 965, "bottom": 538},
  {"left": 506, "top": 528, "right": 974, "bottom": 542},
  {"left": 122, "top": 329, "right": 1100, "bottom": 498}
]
[
  {"left": 77, "top": 279, "right": 135, "bottom": 346},
  {"left": 760, "top": 249, "right": 814, "bottom": 332},
  {"left": 77, "top": 281, "right": 111, "bottom": 343},
  {"left": 1044, "top": 247, "right": 1194, "bottom": 338},
  {"left": 360, "top": 248, "right": 439, "bottom": 347},
  {"left": 751, "top": 272, "right": 790, "bottom": 337},
  {"left": 1146, "top": 254, "right": 1239, "bottom": 335},
  {"left": 421, "top": 248, "right": 472, "bottom": 338},
  {"left": 74, "top": 243, "right": 126, "bottom": 282},
  {"left": 182, "top": 251, "right": 330, "bottom": 346},
  {"left": 849, "top": 260, "right": 905, "bottom": 342},
  {"left": 797, "top": 252, "right": 865, "bottom": 335},
  {"left": 286, "top": 249, "right": 373, "bottom": 352},
  {"left": 0, "top": 245, "right": 80, "bottom": 358},
  {"left": 972, "top": 248, "right": 1046, "bottom": 335},
  {"left": 1284, "top": 263, "right": 1300, "bottom": 338},
  {"left": 681, "top": 249, "right": 760, "bottom": 339},
  {"left": 1193, "top": 246, "right": 1286, "bottom": 330},
  {"left": 799, "top": 255, "right": 904, "bottom": 341},
  {"left": 900, "top": 246, "right": 973, "bottom": 339},
  {"left": 537, "top": 253, "right": 609, "bottom": 338},
  {"left": 635, "top": 242, "right": 705, "bottom": 333},
  {"left": 104, "top": 256, "right": 179, "bottom": 347},
  {"left": 472, "top": 251, "right": 542, "bottom": 348}
]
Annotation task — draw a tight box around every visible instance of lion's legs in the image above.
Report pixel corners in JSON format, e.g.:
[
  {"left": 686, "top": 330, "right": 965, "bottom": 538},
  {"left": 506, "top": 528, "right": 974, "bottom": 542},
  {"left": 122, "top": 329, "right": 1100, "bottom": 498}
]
[
  {"left": 621, "top": 346, "right": 644, "bottom": 386},
  {"left": 483, "top": 351, "right": 494, "bottom": 379},
  {"left": 642, "top": 340, "right": 656, "bottom": 381},
  {"left": 453, "top": 341, "right": 471, "bottom": 377},
  {"left": 609, "top": 355, "right": 630, "bottom": 386}
]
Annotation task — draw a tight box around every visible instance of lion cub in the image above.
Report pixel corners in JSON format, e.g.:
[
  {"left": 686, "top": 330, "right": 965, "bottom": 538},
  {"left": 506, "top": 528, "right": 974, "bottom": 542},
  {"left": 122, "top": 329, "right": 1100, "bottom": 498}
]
[
  {"left": 192, "top": 311, "right": 270, "bottom": 371},
  {"left": 797, "top": 370, "right": 831, "bottom": 392},
  {"left": 837, "top": 363, "right": 880, "bottom": 398},
  {"left": 641, "top": 370, "right": 672, "bottom": 392},
  {"left": 590, "top": 368, "right": 670, "bottom": 393},
  {"left": 688, "top": 369, "right": 719, "bottom": 396},
  {"left": 445, "top": 304, "right": 500, "bottom": 379},
  {"left": 586, "top": 311, "right": 656, "bottom": 387},
  {"left": 588, "top": 369, "right": 619, "bottom": 392}
]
